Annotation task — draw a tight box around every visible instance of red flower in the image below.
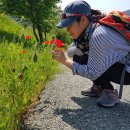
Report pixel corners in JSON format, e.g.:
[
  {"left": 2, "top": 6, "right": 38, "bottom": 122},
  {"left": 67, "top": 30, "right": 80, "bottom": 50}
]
[
  {"left": 25, "top": 35, "right": 32, "bottom": 40},
  {"left": 43, "top": 39, "right": 64, "bottom": 48},
  {"left": 50, "top": 39, "right": 64, "bottom": 48},
  {"left": 56, "top": 39, "right": 64, "bottom": 48},
  {"left": 43, "top": 41, "right": 50, "bottom": 45},
  {"left": 50, "top": 39, "right": 55, "bottom": 45}
]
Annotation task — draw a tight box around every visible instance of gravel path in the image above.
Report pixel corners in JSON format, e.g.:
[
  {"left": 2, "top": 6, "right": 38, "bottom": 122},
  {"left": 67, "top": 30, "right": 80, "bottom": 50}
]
[{"left": 22, "top": 64, "right": 130, "bottom": 130}]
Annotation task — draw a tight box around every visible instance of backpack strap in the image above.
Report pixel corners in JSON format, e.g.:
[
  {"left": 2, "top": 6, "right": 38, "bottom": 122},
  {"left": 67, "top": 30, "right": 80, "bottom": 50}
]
[
  {"left": 98, "top": 21, "right": 130, "bottom": 43},
  {"left": 98, "top": 11, "right": 130, "bottom": 44}
]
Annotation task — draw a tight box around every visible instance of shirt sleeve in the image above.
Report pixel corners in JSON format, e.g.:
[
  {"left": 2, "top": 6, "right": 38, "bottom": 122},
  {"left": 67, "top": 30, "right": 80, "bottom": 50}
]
[{"left": 72, "top": 25, "right": 130, "bottom": 80}]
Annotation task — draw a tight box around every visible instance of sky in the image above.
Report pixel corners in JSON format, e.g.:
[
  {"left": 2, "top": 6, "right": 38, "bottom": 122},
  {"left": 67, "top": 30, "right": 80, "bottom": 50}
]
[{"left": 58, "top": 0, "right": 130, "bottom": 13}]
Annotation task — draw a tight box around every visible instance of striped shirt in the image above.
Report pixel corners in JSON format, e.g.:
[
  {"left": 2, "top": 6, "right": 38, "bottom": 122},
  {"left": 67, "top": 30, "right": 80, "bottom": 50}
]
[{"left": 71, "top": 25, "right": 130, "bottom": 81}]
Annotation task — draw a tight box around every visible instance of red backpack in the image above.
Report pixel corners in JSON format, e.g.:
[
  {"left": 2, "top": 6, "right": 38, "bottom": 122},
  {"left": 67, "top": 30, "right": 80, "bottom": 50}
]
[{"left": 98, "top": 11, "right": 130, "bottom": 43}]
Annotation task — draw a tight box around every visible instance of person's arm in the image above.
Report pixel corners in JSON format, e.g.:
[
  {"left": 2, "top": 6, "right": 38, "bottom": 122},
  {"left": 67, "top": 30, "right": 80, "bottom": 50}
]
[
  {"left": 72, "top": 25, "right": 130, "bottom": 80},
  {"left": 52, "top": 49, "right": 73, "bottom": 69},
  {"left": 62, "top": 59, "right": 73, "bottom": 69}
]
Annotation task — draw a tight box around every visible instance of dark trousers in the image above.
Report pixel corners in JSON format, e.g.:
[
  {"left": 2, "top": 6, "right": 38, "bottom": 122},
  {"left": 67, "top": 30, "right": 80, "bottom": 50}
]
[{"left": 73, "top": 54, "right": 130, "bottom": 90}]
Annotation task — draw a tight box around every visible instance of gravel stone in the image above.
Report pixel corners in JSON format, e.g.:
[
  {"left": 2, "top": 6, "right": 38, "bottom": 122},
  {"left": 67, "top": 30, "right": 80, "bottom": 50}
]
[{"left": 22, "top": 64, "right": 130, "bottom": 130}]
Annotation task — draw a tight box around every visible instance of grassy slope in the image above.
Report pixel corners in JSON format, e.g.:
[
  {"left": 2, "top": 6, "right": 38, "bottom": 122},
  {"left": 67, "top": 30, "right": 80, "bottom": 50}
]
[
  {"left": 0, "top": 13, "right": 61, "bottom": 130},
  {"left": 0, "top": 13, "right": 33, "bottom": 42}
]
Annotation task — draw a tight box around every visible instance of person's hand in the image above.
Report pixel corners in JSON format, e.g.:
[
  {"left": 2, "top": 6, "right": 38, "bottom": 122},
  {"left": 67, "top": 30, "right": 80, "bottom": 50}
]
[
  {"left": 51, "top": 49, "right": 73, "bottom": 69},
  {"left": 51, "top": 49, "right": 66, "bottom": 63}
]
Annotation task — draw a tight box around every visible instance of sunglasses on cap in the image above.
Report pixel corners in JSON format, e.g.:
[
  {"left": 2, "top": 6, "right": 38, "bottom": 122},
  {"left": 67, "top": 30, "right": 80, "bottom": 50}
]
[{"left": 61, "top": 13, "right": 88, "bottom": 19}]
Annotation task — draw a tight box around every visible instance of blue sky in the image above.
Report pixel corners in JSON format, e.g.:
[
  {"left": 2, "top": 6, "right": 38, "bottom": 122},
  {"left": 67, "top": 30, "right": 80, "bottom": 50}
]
[{"left": 58, "top": 0, "right": 130, "bottom": 13}]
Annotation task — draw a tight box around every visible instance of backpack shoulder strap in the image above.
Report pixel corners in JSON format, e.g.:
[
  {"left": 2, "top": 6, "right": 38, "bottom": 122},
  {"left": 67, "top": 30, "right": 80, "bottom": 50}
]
[{"left": 98, "top": 11, "right": 130, "bottom": 43}]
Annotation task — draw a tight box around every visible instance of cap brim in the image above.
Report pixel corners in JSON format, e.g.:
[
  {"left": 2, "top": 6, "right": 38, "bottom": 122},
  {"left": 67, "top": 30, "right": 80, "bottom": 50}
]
[{"left": 56, "top": 17, "right": 77, "bottom": 28}]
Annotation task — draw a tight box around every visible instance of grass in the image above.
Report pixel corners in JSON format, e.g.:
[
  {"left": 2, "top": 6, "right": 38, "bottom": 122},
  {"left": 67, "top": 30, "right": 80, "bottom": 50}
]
[
  {"left": 0, "top": 13, "right": 60, "bottom": 130},
  {"left": 0, "top": 13, "right": 33, "bottom": 42}
]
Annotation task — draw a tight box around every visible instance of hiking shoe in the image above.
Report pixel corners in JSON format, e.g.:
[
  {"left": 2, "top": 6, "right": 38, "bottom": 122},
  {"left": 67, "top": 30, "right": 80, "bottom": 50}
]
[
  {"left": 81, "top": 85, "right": 103, "bottom": 97},
  {"left": 97, "top": 89, "right": 120, "bottom": 108}
]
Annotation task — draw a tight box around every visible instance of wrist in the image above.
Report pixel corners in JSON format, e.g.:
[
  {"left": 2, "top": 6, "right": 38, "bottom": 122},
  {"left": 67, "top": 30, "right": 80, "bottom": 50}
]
[{"left": 62, "top": 58, "right": 73, "bottom": 69}]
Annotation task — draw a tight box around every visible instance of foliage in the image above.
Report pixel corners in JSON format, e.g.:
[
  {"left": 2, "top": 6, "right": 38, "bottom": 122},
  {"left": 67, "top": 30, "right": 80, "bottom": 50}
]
[
  {"left": 0, "top": 41, "right": 59, "bottom": 130},
  {"left": 0, "top": 13, "right": 33, "bottom": 42},
  {"left": 0, "top": 12, "right": 62, "bottom": 130},
  {"left": 41, "top": 6, "right": 62, "bottom": 39},
  {"left": 0, "top": 0, "right": 62, "bottom": 42}
]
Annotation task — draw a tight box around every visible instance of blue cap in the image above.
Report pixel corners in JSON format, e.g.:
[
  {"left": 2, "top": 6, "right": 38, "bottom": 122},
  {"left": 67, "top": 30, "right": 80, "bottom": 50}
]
[{"left": 56, "top": 0, "right": 91, "bottom": 28}]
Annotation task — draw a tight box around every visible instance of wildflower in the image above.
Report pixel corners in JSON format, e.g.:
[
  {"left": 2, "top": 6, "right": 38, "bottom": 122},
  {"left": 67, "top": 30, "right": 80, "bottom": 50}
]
[
  {"left": 50, "top": 39, "right": 64, "bottom": 48},
  {"left": 43, "top": 39, "right": 65, "bottom": 51},
  {"left": 25, "top": 35, "right": 32, "bottom": 40},
  {"left": 43, "top": 41, "right": 50, "bottom": 45},
  {"left": 56, "top": 39, "right": 64, "bottom": 48},
  {"left": 22, "top": 49, "right": 27, "bottom": 54}
]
